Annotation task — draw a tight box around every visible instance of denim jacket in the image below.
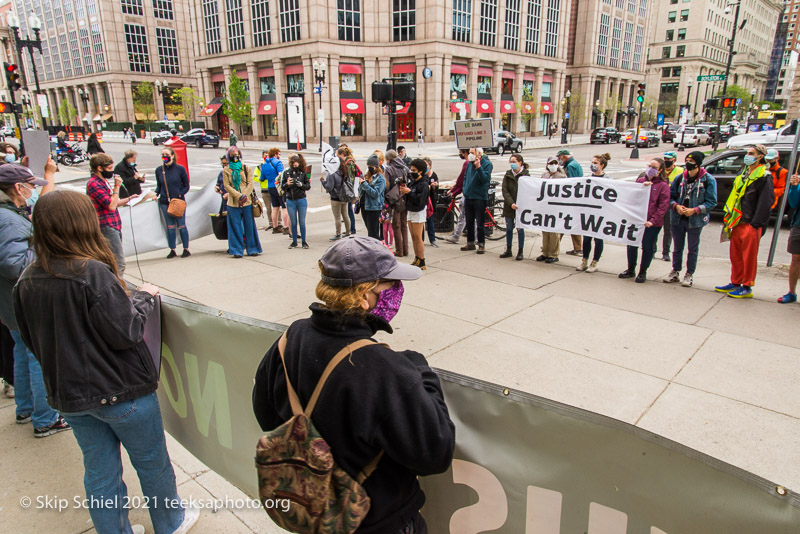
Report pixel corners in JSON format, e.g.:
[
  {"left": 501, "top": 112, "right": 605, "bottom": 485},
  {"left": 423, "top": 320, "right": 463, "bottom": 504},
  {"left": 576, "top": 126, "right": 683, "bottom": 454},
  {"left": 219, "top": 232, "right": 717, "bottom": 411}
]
[
  {"left": 669, "top": 168, "right": 717, "bottom": 228},
  {"left": 359, "top": 173, "right": 386, "bottom": 211}
]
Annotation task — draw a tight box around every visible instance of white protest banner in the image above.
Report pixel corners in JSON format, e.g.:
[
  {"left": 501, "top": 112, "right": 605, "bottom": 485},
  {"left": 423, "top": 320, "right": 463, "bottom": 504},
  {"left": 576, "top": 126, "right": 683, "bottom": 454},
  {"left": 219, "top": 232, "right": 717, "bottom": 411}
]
[
  {"left": 516, "top": 176, "right": 649, "bottom": 246},
  {"left": 454, "top": 118, "right": 493, "bottom": 149}
]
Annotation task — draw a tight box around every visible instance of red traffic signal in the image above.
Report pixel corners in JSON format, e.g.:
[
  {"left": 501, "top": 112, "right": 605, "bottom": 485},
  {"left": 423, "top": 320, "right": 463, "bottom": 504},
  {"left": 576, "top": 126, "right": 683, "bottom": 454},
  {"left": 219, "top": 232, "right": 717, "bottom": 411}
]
[
  {"left": 721, "top": 98, "right": 736, "bottom": 108},
  {"left": 3, "top": 62, "right": 20, "bottom": 92},
  {"left": 0, "top": 102, "right": 13, "bottom": 113}
]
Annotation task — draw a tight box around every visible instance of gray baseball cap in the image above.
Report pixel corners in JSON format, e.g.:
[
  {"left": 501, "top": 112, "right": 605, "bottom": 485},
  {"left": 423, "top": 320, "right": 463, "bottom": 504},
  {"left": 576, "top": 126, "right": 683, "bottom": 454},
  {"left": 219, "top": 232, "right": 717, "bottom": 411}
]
[
  {"left": 0, "top": 163, "right": 47, "bottom": 186},
  {"left": 319, "top": 236, "right": 422, "bottom": 287}
]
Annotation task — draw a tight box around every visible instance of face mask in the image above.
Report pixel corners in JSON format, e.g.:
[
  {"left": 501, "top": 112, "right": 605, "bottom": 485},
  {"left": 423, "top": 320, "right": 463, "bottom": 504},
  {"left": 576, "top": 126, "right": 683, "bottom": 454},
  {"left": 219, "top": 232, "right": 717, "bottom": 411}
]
[
  {"left": 743, "top": 155, "right": 757, "bottom": 166},
  {"left": 590, "top": 164, "right": 599, "bottom": 173},
  {"left": 459, "top": 153, "right": 466, "bottom": 160},
  {"left": 468, "top": 154, "right": 476, "bottom": 162},
  {"left": 370, "top": 281, "right": 404, "bottom": 323},
  {"left": 685, "top": 161, "right": 698, "bottom": 171},
  {"left": 4, "top": 154, "right": 15, "bottom": 163},
  {"left": 102, "top": 169, "right": 114, "bottom": 179},
  {"left": 645, "top": 167, "right": 658, "bottom": 179},
  {"left": 510, "top": 163, "right": 519, "bottom": 171},
  {"left": 25, "top": 187, "right": 38, "bottom": 207},
  {"left": 129, "top": 161, "right": 136, "bottom": 167},
  {"left": 230, "top": 155, "right": 240, "bottom": 163},
  {"left": 410, "top": 171, "right": 419, "bottom": 179},
  {"left": 162, "top": 156, "right": 172, "bottom": 164},
  {"left": 664, "top": 160, "right": 675, "bottom": 168},
  {"left": 547, "top": 164, "right": 559, "bottom": 173}
]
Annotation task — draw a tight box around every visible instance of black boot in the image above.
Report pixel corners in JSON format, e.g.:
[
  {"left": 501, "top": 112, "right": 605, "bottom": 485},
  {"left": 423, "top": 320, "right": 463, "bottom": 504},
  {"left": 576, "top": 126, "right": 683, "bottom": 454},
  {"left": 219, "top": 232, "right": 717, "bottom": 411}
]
[
  {"left": 515, "top": 249, "right": 524, "bottom": 261},
  {"left": 618, "top": 268, "right": 636, "bottom": 279},
  {"left": 418, "top": 258, "right": 426, "bottom": 270},
  {"left": 499, "top": 248, "right": 513, "bottom": 258},
  {"left": 635, "top": 271, "right": 647, "bottom": 283}
]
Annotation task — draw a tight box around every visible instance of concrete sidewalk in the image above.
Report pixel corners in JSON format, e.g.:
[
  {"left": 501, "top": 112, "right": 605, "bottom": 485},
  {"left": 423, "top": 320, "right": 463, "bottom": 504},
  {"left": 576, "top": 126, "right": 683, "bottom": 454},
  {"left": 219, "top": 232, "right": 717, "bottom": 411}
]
[{"left": 2, "top": 212, "right": 799, "bottom": 533}]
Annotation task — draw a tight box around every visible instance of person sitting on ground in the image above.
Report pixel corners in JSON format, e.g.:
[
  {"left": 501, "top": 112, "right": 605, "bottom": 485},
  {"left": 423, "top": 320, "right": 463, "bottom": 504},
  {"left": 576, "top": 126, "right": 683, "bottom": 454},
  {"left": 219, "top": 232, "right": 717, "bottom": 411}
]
[
  {"left": 252, "top": 236, "right": 454, "bottom": 534},
  {"left": 538, "top": 156, "right": 567, "bottom": 263}
]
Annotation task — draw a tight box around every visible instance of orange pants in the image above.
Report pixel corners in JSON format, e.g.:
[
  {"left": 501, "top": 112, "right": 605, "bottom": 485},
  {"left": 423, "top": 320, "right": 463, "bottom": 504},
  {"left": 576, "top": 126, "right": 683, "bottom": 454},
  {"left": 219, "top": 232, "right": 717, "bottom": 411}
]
[{"left": 730, "top": 223, "right": 761, "bottom": 287}]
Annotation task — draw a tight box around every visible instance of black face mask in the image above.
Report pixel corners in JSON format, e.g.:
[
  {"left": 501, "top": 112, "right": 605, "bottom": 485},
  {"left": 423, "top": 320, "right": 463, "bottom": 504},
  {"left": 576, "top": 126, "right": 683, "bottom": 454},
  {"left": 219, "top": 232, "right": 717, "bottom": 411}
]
[
  {"left": 410, "top": 171, "right": 419, "bottom": 180},
  {"left": 664, "top": 160, "right": 675, "bottom": 168},
  {"left": 459, "top": 153, "right": 466, "bottom": 160},
  {"left": 685, "top": 161, "right": 698, "bottom": 171},
  {"left": 102, "top": 170, "right": 114, "bottom": 179},
  {"left": 230, "top": 156, "right": 239, "bottom": 163}
]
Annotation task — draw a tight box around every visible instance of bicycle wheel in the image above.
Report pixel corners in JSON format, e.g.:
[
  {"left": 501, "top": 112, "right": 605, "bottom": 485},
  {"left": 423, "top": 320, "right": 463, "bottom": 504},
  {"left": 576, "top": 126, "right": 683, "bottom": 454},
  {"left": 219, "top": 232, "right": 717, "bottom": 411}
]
[{"left": 484, "top": 199, "right": 506, "bottom": 240}]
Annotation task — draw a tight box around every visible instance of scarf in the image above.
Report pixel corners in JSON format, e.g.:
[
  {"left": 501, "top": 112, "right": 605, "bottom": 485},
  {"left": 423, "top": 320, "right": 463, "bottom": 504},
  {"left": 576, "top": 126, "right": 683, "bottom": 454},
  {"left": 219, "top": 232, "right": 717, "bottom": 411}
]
[
  {"left": 229, "top": 160, "right": 243, "bottom": 191},
  {"left": 723, "top": 164, "right": 766, "bottom": 235}
]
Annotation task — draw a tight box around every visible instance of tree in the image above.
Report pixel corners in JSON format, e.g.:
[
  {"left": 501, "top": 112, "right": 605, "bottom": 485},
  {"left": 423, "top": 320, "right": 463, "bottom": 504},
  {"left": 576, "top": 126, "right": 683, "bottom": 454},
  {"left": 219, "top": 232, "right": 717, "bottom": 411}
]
[
  {"left": 221, "top": 70, "right": 253, "bottom": 146},
  {"left": 132, "top": 82, "right": 156, "bottom": 136},
  {"left": 174, "top": 87, "right": 201, "bottom": 121},
  {"left": 58, "top": 98, "right": 77, "bottom": 126}
]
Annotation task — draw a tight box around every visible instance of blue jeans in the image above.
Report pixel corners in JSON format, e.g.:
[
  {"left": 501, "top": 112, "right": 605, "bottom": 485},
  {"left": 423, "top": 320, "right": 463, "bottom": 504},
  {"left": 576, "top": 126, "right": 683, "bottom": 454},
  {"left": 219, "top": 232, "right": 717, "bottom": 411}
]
[
  {"left": 227, "top": 205, "right": 263, "bottom": 256},
  {"left": 671, "top": 220, "right": 703, "bottom": 274},
  {"left": 158, "top": 203, "right": 189, "bottom": 251},
  {"left": 627, "top": 225, "right": 662, "bottom": 272},
  {"left": 61, "top": 392, "right": 184, "bottom": 534},
  {"left": 286, "top": 197, "right": 308, "bottom": 244},
  {"left": 504, "top": 217, "right": 525, "bottom": 251},
  {"left": 347, "top": 202, "right": 356, "bottom": 234},
  {"left": 10, "top": 329, "right": 58, "bottom": 428}
]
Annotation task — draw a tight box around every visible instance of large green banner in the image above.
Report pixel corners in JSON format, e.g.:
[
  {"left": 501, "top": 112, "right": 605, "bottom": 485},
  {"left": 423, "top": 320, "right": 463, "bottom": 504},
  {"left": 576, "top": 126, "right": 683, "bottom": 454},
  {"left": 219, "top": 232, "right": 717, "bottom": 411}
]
[{"left": 156, "top": 297, "right": 800, "bottom": 532}]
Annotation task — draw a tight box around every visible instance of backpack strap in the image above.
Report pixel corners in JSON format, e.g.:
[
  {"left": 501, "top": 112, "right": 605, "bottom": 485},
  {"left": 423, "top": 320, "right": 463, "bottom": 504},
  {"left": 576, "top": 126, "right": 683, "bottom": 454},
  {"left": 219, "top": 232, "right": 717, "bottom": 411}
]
[
  {"left": 277, "top": 332, "right": 303, "bottom": 416},
  {"left": 356, "top": 451, "right": 384, "bottom": 484}
]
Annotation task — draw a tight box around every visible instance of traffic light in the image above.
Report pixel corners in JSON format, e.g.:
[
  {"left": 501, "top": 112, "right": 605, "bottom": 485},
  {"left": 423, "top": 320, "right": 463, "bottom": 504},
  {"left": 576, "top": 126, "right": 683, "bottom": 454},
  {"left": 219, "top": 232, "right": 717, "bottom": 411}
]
[
  {"left": 706, "top": 98, "right": 719, "bottom": 110},
  {"left": 721, "top": 97, "right": 736, "bottom": 108},
  {"left": 731, "top": 109, "right": 737, "bottom": 116},
  {"left": 4, "top": 63, "right": 20, "bottom": 92},
  {"left": 0, "top": 102, "right": 13, "bottom": 113},
  {"left": 636, "top": 83, "right": 646, "bottom": 104}
]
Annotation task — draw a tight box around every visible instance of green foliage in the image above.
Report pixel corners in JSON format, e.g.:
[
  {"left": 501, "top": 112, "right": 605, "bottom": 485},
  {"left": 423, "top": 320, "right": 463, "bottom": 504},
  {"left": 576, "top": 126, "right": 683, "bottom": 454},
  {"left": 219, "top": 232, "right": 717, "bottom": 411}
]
[
  {"left": 221, "top": 70, "right": 253, "bottom": 146},
  {"left": 132, "top": 82, "right": 156, "bottom": 136},
  {"left": 58, "top": 98, "right": 77, "bottom": 126},
  {"left": 173, "top": 87, "right": 201, "bottom": 121}
]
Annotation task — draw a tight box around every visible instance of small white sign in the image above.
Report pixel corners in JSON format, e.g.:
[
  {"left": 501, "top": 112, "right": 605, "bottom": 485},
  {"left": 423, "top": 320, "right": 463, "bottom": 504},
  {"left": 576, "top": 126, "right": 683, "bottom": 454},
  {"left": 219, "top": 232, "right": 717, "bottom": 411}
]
[
  {"left": 318, "top": 109, "right": 324, "bottom": 123},
  {"left": 37, "top": 94, "right": 50, "bottom": 118},
  {"left": 453, "top": 118, "right": 494, "bottom": 149}
]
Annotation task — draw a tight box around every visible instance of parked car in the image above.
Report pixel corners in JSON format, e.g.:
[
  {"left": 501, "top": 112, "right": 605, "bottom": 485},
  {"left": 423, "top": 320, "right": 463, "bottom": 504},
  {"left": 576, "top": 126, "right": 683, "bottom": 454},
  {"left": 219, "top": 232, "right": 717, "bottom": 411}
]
[
  {"left": 726, "top": 120, "right": 797, "bottom": 149},
  {"left": 625, "top": 130, "right": 660, "bottom": 148},
  {"left": 673, "top": 127, "right": 709, "bottom": 147},
  {"left": 661, "top": 124, "right": 680, "bottom": 143},
  {"left": 0, "top": 125, "right": 14, "bottom": 137},
  {"left": 152, "top": 131, "right": 173, "bottom": 146},
  {"left": 486, "top": 130, "right": 523, "bottom": 154},
  {"left": 590, "top": 127, "right": 622, "bottom": 144},
  {"left": 702, "top": 147, "right": 795, "bottom": 220},
  {"left": 181, "top": 128, "right": 220, "bottom": 148}
]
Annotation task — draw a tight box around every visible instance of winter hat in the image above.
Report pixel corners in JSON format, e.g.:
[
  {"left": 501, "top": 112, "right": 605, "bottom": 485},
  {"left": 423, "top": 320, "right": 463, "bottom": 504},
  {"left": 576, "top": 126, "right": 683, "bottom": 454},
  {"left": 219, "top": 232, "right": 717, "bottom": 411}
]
[
  {"left": 686, "top": 151, "right": 705, "bottom": 166},
  {"left": 366, "top": 154, "right": 380, "bottom": 169}
]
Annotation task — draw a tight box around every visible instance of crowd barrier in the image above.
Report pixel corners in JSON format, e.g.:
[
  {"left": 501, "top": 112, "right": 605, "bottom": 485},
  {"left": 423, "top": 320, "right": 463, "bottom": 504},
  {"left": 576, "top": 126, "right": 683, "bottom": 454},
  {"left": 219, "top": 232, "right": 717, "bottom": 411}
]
[{"left": 154, "top": 295, "right": 800, "bottom": 533}]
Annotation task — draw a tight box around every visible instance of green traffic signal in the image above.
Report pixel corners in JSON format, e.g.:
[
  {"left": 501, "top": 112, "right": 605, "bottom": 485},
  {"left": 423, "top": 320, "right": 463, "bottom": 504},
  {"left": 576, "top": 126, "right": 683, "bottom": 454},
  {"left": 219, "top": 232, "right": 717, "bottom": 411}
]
[
  {"left": 637, "top": 96, "right": 644, "bottom": 103},
  {"left": 731, "top": 109, "right": 736, "bottom": 115}
]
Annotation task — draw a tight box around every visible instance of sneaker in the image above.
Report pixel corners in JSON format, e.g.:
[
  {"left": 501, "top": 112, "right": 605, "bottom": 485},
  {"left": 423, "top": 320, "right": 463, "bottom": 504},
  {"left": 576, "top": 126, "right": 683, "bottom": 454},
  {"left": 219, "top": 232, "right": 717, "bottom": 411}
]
[
  {"left": 476, "top": 244, "right": 485, "bottom": 255},
  {"left": 330, "top": 234, "right": 341, "bottom": 241},
  {"left": 618, "top": 269, "right": 636, "bottom": 279},
  {"left": 728, "top": 286, "right": 753, "bottom": 298},
  {"left": 16, "top": 413, "right": 31, "bottom": 424},
  {"left": 715, "top": 283, "right": 739, "bottom": 293},
  {"left": 132, "top": 525, "right": 146, "bottom": 534},
  {"left": 166, "top": 250, "right": 177, "bottom": 259},
  {"left": 587, "top": 260, "right": 599, "bottom": 273},
  {"left": 565, "top": 250, "right": 582, "bottom": 256},
  {"left": 778, "top": 292, "right": 797, "bottom": 303},
  {"left": 576, "top": 258, "right": 588, "bottom": 272},
  {"left": 544, "top": 257, "right": 559, "bottom": 264},
  {"left": 173, "top": 505, "right": 200, "bottom": 534},
  {"left": 635, "top": 272, "right": 647, "bottom": 283},
  {"left": 181, "top": 249, "right": 191, "bottom": 258},
  {"left": 3, "top": 381, "right": 13, "bottom": 398},
  {"left": 302, "top": 242, "right": 309, "bottom": 249},
  {"left": 430, "top": 242, "right": 439, "bottom": 248},
  {"left": 663, "top": 270, "right": 680, "bottom": 284},
  {"left": 444, "top": 236, "right": 459, "bottom": 244},
  {"left": 34, "top": 416, "right": 72, "bottom": 438},
  {"left": 272, "top": 227, "right": 283, "bottom": 234},
  {"left": 662, "top": 253, "right": 671, "bottom": 262},
  {"left": 460, "top": 243, "right": 476, "bottom": 251},
  {"left": 535, "top": 255, "right": 547, "bottom": 262},
  {"left": 681, "top": 273, "right": 694, "bottom": 287},
  {"left": 288, "top": 242, "right": 298, "bottom": 249}
]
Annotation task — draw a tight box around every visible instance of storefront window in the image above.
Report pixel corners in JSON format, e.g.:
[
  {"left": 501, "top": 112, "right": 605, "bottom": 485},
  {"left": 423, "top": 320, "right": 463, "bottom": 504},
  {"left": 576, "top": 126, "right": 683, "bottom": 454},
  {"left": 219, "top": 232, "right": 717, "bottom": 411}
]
[
  {"left": 502, "top": 78, "right": 513, "bottom": 95},
  {"left": 340, "top": 73, "right": 363, "bottom": 136},
  {"left": 287, "top": 73, "right": 304, "bottom": 93},
  {"left": 339, "top": 73, "right": 361, "bottom": 92},
  {"left": 263, "top": 115, "right": 278, "bottom": 136},
  {"left": 449, "top": 72, "right": 468, "bottom": 132},
  {"left": 477, "top": 76, "right": 492, "bottom": 94},
  {"left": 260, "top": 76, "right": 276, "bottom": 95}
]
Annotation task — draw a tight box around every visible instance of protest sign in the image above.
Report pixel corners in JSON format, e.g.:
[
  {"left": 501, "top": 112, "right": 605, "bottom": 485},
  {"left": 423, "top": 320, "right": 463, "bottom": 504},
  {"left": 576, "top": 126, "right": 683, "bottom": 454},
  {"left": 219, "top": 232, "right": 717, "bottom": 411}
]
[
  {"left": 454, "top": 118, "right": 493, "bottom": 149},
  {"left": 516, "top": 176, "right": 650, "bottom": 246},
  {"left": 20, "top": 130, "right": 51, "bottom": 178}
]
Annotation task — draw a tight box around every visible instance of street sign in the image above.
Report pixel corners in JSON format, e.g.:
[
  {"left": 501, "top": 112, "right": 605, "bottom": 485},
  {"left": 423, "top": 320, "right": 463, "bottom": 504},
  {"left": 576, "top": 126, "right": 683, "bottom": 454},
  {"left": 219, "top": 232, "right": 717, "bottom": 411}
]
[
  {"left": 449, "top": 99, "right": 472, "bottom": 104},
  {"left": 697, "top": 74, "right": 727, "bottom": 82},
  {"left": 735, "top": 98, "right": 741, "bottom": 106},
  {"left": 314, "top": 87, "right": 322, "bottom": 94},
  {"left": 564, "top": 112, "right": 570, "bottom": 119},
  {"left": 37, "top": 94, "right": 49, "bottom": 118},
  {"left": 657, "top": 113, "right": 665, "bottom": 126}
]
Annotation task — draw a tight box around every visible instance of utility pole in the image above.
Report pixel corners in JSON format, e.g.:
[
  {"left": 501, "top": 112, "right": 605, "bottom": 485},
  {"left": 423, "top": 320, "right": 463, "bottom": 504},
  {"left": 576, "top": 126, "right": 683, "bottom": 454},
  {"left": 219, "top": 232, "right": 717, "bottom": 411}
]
[{"left": 715, "top": 0, "right": 744, "bottom": 151}]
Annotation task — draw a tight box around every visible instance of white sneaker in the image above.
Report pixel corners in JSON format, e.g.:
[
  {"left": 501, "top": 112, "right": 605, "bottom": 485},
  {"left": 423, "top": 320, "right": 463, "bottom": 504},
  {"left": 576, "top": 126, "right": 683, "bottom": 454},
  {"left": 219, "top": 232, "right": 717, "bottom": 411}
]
[
  {"left": 681, "top": 273, "right": 693, "bottom": 287},
  {"left": 132, "top": 525, "right": 146, "bottom": 534},
  {"left": 173, "top": 506, "right": 200, "bottom": 534},
  {"left": 3, "top": 381, "right": 14, "bottom": 398},
  {"left": 586, "top": 260, "right": 599, "bottom": 273}
]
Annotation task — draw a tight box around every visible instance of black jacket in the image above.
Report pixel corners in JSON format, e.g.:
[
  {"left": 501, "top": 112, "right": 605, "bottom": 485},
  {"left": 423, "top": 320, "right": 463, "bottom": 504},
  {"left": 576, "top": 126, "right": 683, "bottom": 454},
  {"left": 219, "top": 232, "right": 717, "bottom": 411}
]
[
  {"left": 155, "top": 163, "right": 190, "bottom": 205},
  {"left": 115, "top": 160, "right": 141, "bottom": 198},
  {"left": 280, "top": 166, "right": 311, "bottom": 200},
  {"left": 404, "top": 175, "right": 430, "bottom": 213},
  {"left": 87, "top": 135, "right": 104, "bottom": 155},
  {"left": 740, "top": 166, "right": 775, "bottom": 229},
  {"left": 252, "top": 304, "right": 455, "bottom": 534},
  {"left": 13, "top": 259, "right": 158, "bottom": 412}
]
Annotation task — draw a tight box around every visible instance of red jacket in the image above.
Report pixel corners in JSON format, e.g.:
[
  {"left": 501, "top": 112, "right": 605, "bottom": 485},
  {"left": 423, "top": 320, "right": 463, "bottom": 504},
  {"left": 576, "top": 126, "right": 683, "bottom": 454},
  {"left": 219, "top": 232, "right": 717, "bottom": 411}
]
[
  {"left": 769, "top": 162, "right": 787, "bottom": 209},
  {"left": 450, "top": 160, "right": 469, "bottom": 197}
]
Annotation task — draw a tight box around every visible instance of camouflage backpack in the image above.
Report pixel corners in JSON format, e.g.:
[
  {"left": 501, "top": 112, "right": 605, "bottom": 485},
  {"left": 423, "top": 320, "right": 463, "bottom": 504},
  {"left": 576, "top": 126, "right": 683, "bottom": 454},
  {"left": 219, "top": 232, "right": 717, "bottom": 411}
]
[{"left": 256, "top": 331, "right": 384, "bottom": 534}]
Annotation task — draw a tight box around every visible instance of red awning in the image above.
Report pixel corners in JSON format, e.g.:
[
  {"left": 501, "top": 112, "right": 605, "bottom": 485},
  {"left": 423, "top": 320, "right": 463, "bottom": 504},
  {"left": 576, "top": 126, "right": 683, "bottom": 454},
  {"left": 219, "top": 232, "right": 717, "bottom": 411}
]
[
  {"left": 540, "top": 101, "right": 554, "bottom": 114},
  {"left": 211, "top": 73, "right": 225, "bottom": 83},
  {"left": 258, "top": 67, "right": 275, "bottom": 77},
  {"left": 476, "top": 99, "right": 494, "bottom": 113},
  {"left": 285, "top": 64, "right": 304, "bottom": 75},
  {"left": 543, "top": 74, "right": 554, "bottom": 83},
  {"left": 521, "top": 101, "right": 536, "bottom": 113},
  {"left": 258, "top": 101, "right": 277, "bottom": 115},
  {"left": 340, "top": 98, "right": 365, "bottom": 114},
  {"left": 199, "top": 97, "right": 223, "bottom": 117},
  {"left": 392, "top": 63, "right": 416, "bottom": 74},
  {"left": 478, "top": 67, "right": 494, "bottom": 77},
  {"left": 450, "top": 101, "right": 469, "bottom": 113},
  {"left": 500, "top": 100, "right": 516, "bottom": 114},
  {"left": 339, "top": 63, "right": 363, "bottom": 74},
  {"left": 523, "top": 72, "right": 536, "bottom": 81},
  {"left": 236, "top": 70, "right": 248, "bottom": 79},
  {"left": 502, "top": 70, "right": 516, "bottom": 79},
  {"left": 450, "top": 64, "right": 468, "bottom": 74}
]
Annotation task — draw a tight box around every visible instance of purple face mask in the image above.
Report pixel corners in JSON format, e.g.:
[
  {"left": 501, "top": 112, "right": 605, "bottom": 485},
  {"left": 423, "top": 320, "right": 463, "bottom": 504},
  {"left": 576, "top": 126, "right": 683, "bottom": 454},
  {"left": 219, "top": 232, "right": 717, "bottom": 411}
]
[
  {"left": 369, "top": 281, "right": 404, "bottom": 323},
  {"left": 645, "top": 166, "right": 659, "bottom": 179}
]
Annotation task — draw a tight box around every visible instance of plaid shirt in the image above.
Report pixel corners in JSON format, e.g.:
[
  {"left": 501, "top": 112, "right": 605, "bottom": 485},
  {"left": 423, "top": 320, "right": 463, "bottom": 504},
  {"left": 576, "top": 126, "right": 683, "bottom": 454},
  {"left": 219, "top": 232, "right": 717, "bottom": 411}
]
[{"left": 86, "top": 175, "right": 122, "bottom": 231}]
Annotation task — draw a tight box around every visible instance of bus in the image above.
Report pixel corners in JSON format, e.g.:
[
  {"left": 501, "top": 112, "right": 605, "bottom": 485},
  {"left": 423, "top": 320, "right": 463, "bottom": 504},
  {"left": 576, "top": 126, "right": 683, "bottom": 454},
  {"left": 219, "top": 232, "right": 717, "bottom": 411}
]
[{"left": 756, "top": 110, "right": 788, "bottom": 129}]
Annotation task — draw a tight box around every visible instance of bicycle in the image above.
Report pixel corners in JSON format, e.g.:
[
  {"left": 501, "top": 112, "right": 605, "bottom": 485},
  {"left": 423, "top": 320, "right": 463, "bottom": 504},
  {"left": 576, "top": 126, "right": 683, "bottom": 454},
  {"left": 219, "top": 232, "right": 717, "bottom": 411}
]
[{"left": 439, "top": 181, "right": 506, "bottom": 241}]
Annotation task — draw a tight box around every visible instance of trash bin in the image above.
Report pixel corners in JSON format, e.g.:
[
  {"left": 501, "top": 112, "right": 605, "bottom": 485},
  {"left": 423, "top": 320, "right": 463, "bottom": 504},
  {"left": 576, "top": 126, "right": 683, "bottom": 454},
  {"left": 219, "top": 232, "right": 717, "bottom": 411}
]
[
  {"left": 329, "top": 136, "right": 340, "bottom": 148},
  {"left": 434, "top": 204, "right": 454, "bottom": 233}
]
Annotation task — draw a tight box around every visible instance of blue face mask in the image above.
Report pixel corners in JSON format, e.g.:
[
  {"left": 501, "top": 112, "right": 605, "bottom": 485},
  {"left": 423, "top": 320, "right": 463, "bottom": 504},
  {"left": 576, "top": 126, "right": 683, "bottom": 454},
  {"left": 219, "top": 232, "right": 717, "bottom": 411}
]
[
  {"left": 4, "top": 154, "right": 15, "bottom": 163},
  {"left": 129, "top": 161, "right": 136, "bottom": 167},
  {"left": 25, "top": 187, "right": 38, "bottom": 207},
  {"left": 743, "top": 155, "right": 757, "bottom": 166},
  {"left": 510, "top": 163, "right": 519, "bottom": 171}
]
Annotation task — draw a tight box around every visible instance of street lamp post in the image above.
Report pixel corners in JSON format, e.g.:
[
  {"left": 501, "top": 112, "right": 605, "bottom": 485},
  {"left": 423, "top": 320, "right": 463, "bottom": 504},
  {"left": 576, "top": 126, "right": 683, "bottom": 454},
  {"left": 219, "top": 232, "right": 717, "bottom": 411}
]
[
  {"left": 714, "top": 0, "right": 746, "bottom": 151},
  {"left": 560, "top": 90, "right": 571, "bottom": 144},
  {"left": 746, "top": 87, "right": 756, "bottom": 131},
  {"left": 155, "top": 79, "right": 169, "bottom": 122},
  {"left": 678, "top": 79, "right": 693, "bottom": 152},
  {"left": 7, "top": 12, "right": 46, "bottom": 129},
  {"left": 77, "top": 88, "right": 91, "bottom": 132},
  {"left": 313, "top": 60, "right": 327, "bottom": 152}
]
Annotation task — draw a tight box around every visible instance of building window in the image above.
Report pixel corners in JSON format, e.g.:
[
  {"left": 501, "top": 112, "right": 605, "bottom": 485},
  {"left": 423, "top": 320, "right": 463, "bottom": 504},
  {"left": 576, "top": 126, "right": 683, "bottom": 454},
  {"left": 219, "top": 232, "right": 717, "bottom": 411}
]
[
  {"left": 91, "top": 23, "right": 106, "bottom": 72},
  {"left": 628, "top": 0, "right": 635, "bottom": 14},
  {"left": 677, "top": 28, "right": 686, "bottom": 39},
  {"left": 88, "top": 0, "right": 99, "bottom": 16},
  {"left": 670, "top": 0, "right": 676, "bottom": 4},
  {"left": 453, "top": 0, "right": 472, "bottom": 42},
  {"left": 80, "top": 28, "right": 94, "bottom": 75},
  {"left": 666, "top": 29, "right": 674, "bottom": 40},
  {"left": 639, "top": 0, "right": 647, "bottom": 18},
  {"left": 544, "top": 0, "right": 560, "bottom": 57},
  {"left": 65, "top": 0, "right": 75, "bottom": 21},
  {"left": 621, "top": 21, "right": 633, "bottom": 69},
  {"left": 55, "top": 0, "right": 64, "bottom": 25},
  {"left": 251, "top": 0, "right": 272, "bottom": 47},
  {"left": 226, "top": 0, "right": 245, "bottom": 51},
  {"left": 121, "top": 0, "right": 143, "bottom": 16},
  {"left": 76, "top": 0, "right": 86, "bottom": 20},
  {"left": 610, "top": 18, "right": 622, "bottom": 67},
  {"left": 676, "top": 44, "right": 686, "bottom": 57},
  {"left": 287, "top": 73, "right": 304, "bottom": 93},
  {"left": 153, "top": 0, "right": 174, "bottom": 19},
  {"left": 50, "top": 37, "right": 62, "bottom": 78},
  {"left": 124, "top": 23, "right": 151, "bottom": 73},
  {"left": 479, "top": 0, "right": 498, "bottom": 47},
  {"left": 525, "top": 0, "right": 541, "bottom": 53},
  {"left": 504, "top": 0, "right": 521, "bottom": 51},
  {"left": 69, "top": 30, "right": 83, "bottom": 76},
  {"left": 662, "top": 46, "right": 671, "bottom": 58},
  {"left": 668, "top": 11, "right": 676, "bottom": 22},
  {"left": 680, "top": 9, "right": 688, "bottom": 20},
  {"left": 338, "top": 0, "right": 361, "bottom": 42},
  {"left": 156, "top": 27, "right": 180, "bottom": 74},
  {"left": 393, "top": 0, "right": 416, "bottom": 42},
  {"left": 60, "top": 35, "right": 72, "bottom": 78},
  {"left": 616, "top": 0, "right": 624, "bottom": 9},
  {"left": 662, "top": 67, "right": 672, "bottom": 77},
  {"left": 42, "top": 39, "right": 53, "bottom": 81},
  {"left": 672, "top": 66, "right": 682, "bottom": 77},
  {"left": 597, "top": 13, "right": 609, "bottom": 66},
  {"left": 633, "top": 25, "right": 644, "bottom": 70},
  {"left": 202, "top": 0, "right": 222, "bottom": 55},
  {"left": 279, "top": 0, "right": 301, "bottom": 42}
]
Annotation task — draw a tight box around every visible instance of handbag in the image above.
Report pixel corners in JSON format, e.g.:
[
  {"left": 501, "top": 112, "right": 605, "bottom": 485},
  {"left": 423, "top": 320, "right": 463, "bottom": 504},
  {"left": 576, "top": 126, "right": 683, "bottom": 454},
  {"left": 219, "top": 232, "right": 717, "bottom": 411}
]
[
  {"left": 162, "top": 165, "right": 186, "bottom": 218},
  {"left": 251, "top": 191, "right": 263, "bottom": 218},
  {"left": 386, "top": 183, "right": 406, "bottom": 213},
  {"left": 210, "top": 212, "right": 228, "bottom": 240},
  {"left": 426, "top": 196, "right": 434, "bottom": 218}
]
